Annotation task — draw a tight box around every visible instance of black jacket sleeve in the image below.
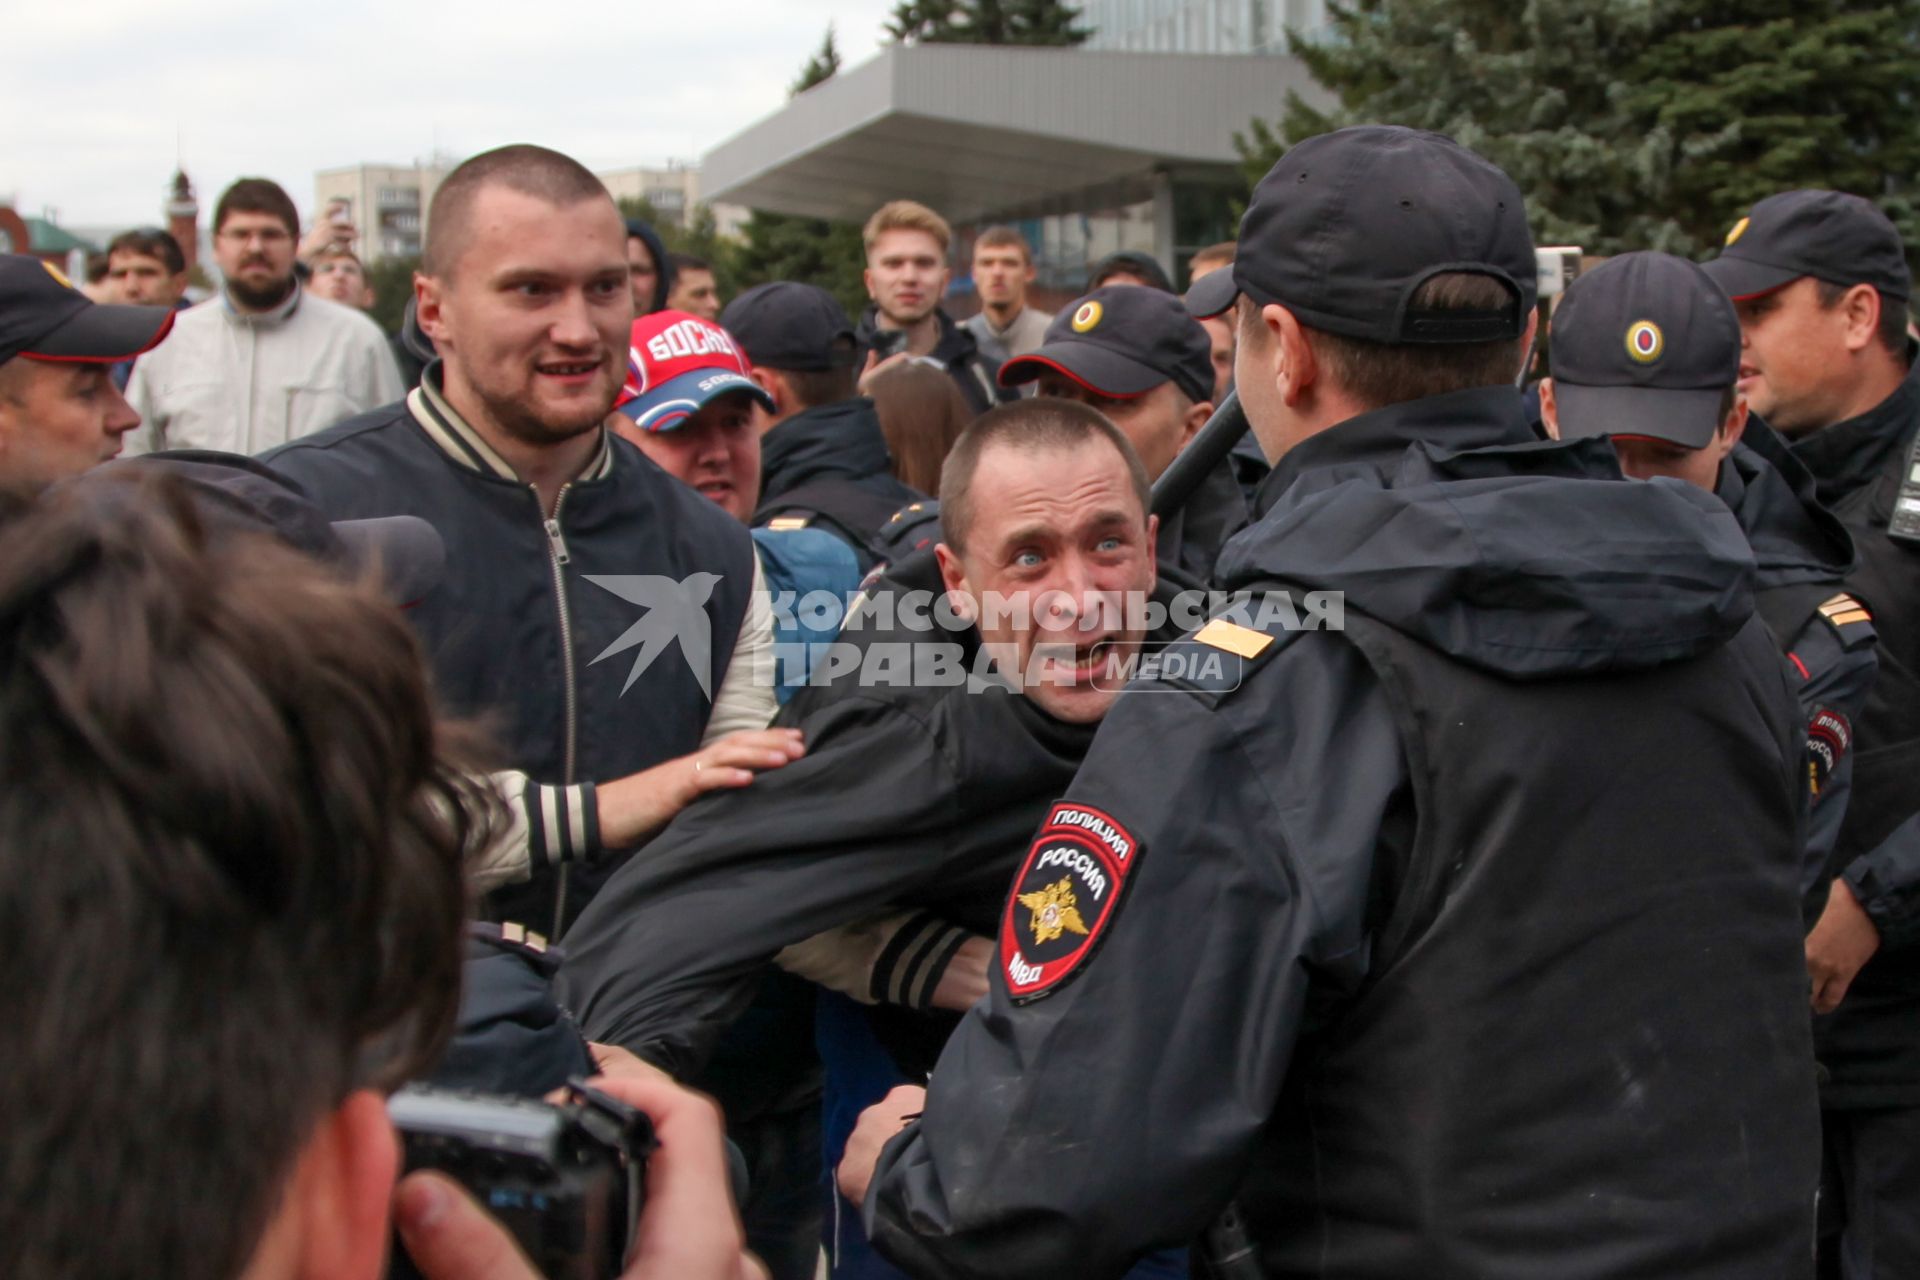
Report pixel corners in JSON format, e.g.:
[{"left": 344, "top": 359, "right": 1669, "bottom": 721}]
[
  {"left": 555, "top": 691, "right": 965, "bottom": 1078},
  {"left": 864, "top": 632, "right": 1408, "bottom": 1280},
  {"left": 1783, "top": 612, "right": 1878, "bottom": 898}
]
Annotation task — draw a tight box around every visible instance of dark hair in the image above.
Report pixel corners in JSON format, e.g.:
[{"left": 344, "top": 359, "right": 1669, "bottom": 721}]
[
  {"left": 0, "top": 474, "right": 489, "bottom": 1280},
  {"left": 107, "top": 227, "right": 187, "bottom": 276},
  {"left": 1814, "top": 279, "right": 1911, "bottom": 358},
  {"left": 1089, "top": 251, "right": 1173, "bottom": 293},
  {"left": 214, "top": 177, "right": 299, "bottom": 239},
  {"left": 974, "top": 226, "right": 1033, "bottom": 265},
  {"left": 424, "top": 144, "right": 610, "bottom": 277},
  {"left": 84, "top": 252, "right": 110, "bottom": 284},
  {"left": 939, "top": 397, "right": 1150, "bottom": 553},
  {"left": 1242, "top": 273, "right": 1529, "bottom": 410},
  {"left": 669, "top": 252, "right": 711, "bottom": 274},
  {"left": 869, "top": 361, "right": 972, "bottom": 494},
  {"left": 778, "top": 365, "right": 860, "bottom": 411}
]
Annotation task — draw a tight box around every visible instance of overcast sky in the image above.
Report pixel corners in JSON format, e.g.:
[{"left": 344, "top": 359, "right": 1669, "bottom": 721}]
[{"left": 2, "top": 0, "right": 901, "bottom": 229}]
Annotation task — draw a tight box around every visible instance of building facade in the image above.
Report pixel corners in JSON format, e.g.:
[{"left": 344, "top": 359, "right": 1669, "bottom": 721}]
[
  {"left": 312, "top": 163, "right": 448, "bottom": 264},
  {"left": 1080, "top": 0, "right": 1329, "bottom": 54},
  {"left": 700, "top": 44, "right": 1328, "bottom": 302},
  {"left": 596, "top": 162, "right": 747, "bottom": 239}
]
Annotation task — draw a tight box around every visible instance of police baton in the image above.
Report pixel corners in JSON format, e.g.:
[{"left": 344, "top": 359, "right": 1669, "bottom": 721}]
[{"left": 1151, "top": 389, "right": 1248, "bottom": 520}]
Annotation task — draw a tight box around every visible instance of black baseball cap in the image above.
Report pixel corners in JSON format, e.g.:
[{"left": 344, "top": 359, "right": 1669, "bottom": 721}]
[
  {"left": 1088, "top": 251, "right": 1174, "bottom": 294},
  {"left": 999, "top": 285, "right": 1214, "bottom": 404},
  {"left": 0, "top": 253, "right": 176, "bottom": 367},
  {"left": 719, "top": 282, "right": 858, "bottom": 372},
  {"left": 1702, "top": 190, "right": 1911, "bottom": 303},
  {"left": 1549, "top": 252, "right": 1740, "bottom": 450},
  {"left": 76, "top": 451, "right": 446, "bottom": 606},
  {"left": 1186, "top": 125, "right": 1536, "bottom": 344}
]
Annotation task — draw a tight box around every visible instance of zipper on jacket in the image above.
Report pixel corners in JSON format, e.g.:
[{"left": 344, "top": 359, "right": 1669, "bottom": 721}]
[{"left": 543, "top": 485, "right": 578, "bottom": 937}]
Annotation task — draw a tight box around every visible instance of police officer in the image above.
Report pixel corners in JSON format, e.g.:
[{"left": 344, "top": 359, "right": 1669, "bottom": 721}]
[
  {"left": 998, "top": 284, "right": 1246, "bottom": 583},
  {"left": 841, "top": 126, "right": 1819, "bottom": 1279},
  {"left": 1705, "top": 190, "right": 1920, "bottom": 1280},
  {"left": 1542, "top": 250, "right": 1876, "bottom": 909},
  {"left": 0, "top": 253, "right": 173, "bottom": 490}
]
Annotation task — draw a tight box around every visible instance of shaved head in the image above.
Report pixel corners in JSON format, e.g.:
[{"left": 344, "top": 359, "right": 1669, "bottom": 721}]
[{"left": 424, "top": 144, "right": 611, "bottom": 278}]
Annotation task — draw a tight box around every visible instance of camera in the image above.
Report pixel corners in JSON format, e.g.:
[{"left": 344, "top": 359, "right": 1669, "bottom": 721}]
[{"left": 387, "top": 1079, "right": 655, "bottom": 1280}]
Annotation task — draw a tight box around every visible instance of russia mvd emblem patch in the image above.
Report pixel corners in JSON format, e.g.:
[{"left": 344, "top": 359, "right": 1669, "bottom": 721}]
[{"left": 1001, "top": 802, "right": 1141, "bottom": 1003}]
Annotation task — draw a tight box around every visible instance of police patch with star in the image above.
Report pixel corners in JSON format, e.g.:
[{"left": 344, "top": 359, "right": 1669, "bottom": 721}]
[{"left": 1001, "top": 802, "right": 1141, "bottom": 1003}]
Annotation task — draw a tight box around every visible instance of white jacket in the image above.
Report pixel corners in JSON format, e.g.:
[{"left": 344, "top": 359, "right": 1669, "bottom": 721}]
[{"left": 125, "top": 286, "right": 403, "bottom": 456}]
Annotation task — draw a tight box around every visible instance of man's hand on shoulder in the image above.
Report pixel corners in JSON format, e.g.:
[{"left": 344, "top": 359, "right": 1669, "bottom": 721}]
[
  {"left": 393, "top": 1074, "right": 767, "bottom": 1280},
  {"left": 596, "top": 728, "right": 805, "bottom": 848}
]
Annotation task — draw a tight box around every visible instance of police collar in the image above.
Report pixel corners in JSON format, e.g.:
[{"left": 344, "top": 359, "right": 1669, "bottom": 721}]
[
  {"left": 1255, "top": 384, "right": 1536, "bottom": 516},
  {"left": 1788, "top": 352, "right": 1920, "bottom": 510}
]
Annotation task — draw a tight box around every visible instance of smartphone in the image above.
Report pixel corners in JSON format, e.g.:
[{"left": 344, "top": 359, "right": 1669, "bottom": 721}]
[{"left": 871, "top": 329, "right": 909, "bottom": 360}]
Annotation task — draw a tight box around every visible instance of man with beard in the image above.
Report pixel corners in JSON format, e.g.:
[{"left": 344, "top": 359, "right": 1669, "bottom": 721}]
[
  {"left": 266, "top": 145, "right": 793, "bottom": 937},
  {"left": 126, "top": 178, "right": 400, "bottom": 454}
]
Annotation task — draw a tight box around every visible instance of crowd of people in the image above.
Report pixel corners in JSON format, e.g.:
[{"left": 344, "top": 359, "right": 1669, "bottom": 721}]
[{"left": 0, "top": 121, "right": 1914, "bottom": 1280}]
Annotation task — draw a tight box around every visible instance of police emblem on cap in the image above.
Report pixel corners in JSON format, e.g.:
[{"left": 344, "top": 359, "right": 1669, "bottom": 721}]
[
  {"left": 1071, "top": 301, "right": 1103, "bottom": 333},
  {"left": 1725, "top": 216, "right": 1751, "bottom": 246},
  {"left": 1625, "top": 320, "right": 1664, "bottom": 364},
  {"left": 1000, "top": 801, "right": 1141, "bottom": 1003}
]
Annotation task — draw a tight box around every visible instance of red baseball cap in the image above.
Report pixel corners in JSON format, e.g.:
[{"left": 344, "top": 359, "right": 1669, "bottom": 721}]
[{"left": 615, "top": 311, "right": 774, "bottom": 432}]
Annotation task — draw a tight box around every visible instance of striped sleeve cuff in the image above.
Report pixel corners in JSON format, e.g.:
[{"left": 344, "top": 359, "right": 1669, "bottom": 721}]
[
  {"left": 519, "top": 781, "right": 603, "bottom": 873},
  {"left": 870, "top": 911, "right": 974, "bottom": 1011}
]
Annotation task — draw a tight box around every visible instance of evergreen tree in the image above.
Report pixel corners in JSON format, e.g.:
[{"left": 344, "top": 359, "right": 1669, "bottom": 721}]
[
  {"left": 731, "top": 26, "right": 872, "bottom": 318},
  {"left": 887, "top": 0, "right": 1090, "bottom": 46},
  {"left": 792, "top": 23, "right": 842, "bottom": 94},
  {"left": 1240, "top": 0, "right": 1920, "bottom": 263}
]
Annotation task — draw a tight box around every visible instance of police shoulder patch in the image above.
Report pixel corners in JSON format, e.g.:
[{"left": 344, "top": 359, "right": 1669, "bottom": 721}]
[
  {"left": 1806, "top": 706, "right": 1854, "bottom": 804},
  {"left": 1001, "top": 802, "right": 1141, "bottom": 1003},
  {"left": 1816, "top": 592, "right": 1876, "bottom": 649}
]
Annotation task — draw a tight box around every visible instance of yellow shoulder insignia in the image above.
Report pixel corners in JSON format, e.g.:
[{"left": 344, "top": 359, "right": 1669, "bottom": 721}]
[
  {"left": 499, "top": 922, "right": 549, "bottom": 953},
  {"left": 1193, "top": 618, "right": 1275, "bottom": 659},
  {"left": 1819, "top": 593, "right": 1872, "bottom": 628},
  {"left": 767, "top": 515, "right": 812, "bottom": 532}
]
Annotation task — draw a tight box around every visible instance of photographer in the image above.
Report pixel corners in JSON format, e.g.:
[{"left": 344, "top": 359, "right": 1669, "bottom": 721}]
[{"left": 0, "top": 469, "right": 760, "bottom": 1280}]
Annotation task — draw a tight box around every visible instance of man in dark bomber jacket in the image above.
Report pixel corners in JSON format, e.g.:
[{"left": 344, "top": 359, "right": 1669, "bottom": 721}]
[{"left": 266, "top": 145, "right": 791, "bottom": 936}]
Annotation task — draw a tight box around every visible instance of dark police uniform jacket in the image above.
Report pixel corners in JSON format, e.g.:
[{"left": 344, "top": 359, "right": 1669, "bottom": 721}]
[
  {"left": 1792, "top": 358, "right": 1920, "bottom": 1109},
  {"left": 1726, "top": 422, "right": 1877, "bottom": 906},
  {"left": 558, "top": 552, "right": 1184, "bottom": 1079},
  {"left": 265, "top": 365, "right": 754, "bottom": 931},
  {"left": 865, "top": 388, "right": 1820, "bottom": 1280}
]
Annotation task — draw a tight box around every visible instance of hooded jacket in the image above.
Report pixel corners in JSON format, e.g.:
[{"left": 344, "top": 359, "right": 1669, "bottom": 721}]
[
  {"left": 1790, "top": 357, "right": 1920, "bottom": 1106},
  {"left": 866, "top": 387, "right": 1818, "bottom": 1280},
  {"left": 752, "top": 397, "right": 923, "bottom": 564},
  {"left": 624, "top": 218, "right": 676, "bottom": 315},
  {"left": 855, "top": 305, "right": 1006, "bottom": 415}
]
